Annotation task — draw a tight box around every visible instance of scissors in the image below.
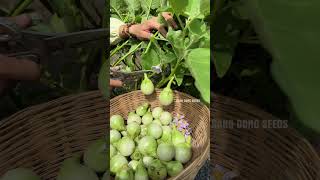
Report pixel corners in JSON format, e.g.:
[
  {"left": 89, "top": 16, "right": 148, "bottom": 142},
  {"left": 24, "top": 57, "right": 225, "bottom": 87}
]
[
  {"left": 110, "top": 65, "right": 162, "bottom": 85},
  {"left": 0, "top": 17, "right": 108, "bottom": 65},
  {"left": 0, "top": 18, "right": 162, "bottom": 84},
  {"left": 111, "top": 69, "right": 152, "bottom": 82}
]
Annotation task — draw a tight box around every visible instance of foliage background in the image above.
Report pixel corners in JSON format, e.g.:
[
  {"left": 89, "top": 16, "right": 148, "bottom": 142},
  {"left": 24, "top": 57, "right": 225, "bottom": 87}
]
[
  {"left": 0, "top": 0, "right": 105, "bottom": 119},
  {"left": 109, "top": 0, "right": 211, "bottom": 104},
  {"left": 213, "top": 0, "right": 320, "bottom": 140}
]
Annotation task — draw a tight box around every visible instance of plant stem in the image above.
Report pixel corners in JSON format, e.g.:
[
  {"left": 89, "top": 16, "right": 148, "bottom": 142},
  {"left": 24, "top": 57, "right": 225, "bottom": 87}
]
[
  {"left": 143, "top": 31, "right": 159, "bottom": 55},
  {"left": 162, "top": 0, "right": 167, "bottom": 7},
  {"left": 182, "top": 17, "right": 192, "bottom": 37},
  {"left": 152, "top": 34, "right": 161, "bottom": 50},
  {"left": 40, "top": 0, "right": 54, "bottom": 14},
  {"left": 111, "top": 6, "right": 124, "bottom": 21},
  {"left": 156, "top": 57, "right": 183, "bottom": 88},
  {"left": 176, "top": 15, "right": 184, "bottom": 29},
  {"left": 10, "top": 0, "right": 34, "bottom": 16},
  {"left": 79, "top": 65, "right": 87, "bottom": 91},
  {"left": 144, "top": 41, "right": 152, "bottom": 54},
  {"left": 149, "top": 72, "right": 156, "bottom": 78},
  {"left": 111, "top": 40, "right": 129, "bottom": 57},
  {"left": 77, "top": 0, "right": 98, "bottom": 27},
  {"left": 112, "top": 42, "right": 143, "bottom": 67},
  {"left": 146, "top": 1, "right": 152, "bottom": 19}
]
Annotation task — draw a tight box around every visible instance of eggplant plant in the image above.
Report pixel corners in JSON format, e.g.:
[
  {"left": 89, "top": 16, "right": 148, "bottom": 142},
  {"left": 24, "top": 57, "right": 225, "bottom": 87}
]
[{"left": 109, "top": 0, "right": 210, "bottom": 103}]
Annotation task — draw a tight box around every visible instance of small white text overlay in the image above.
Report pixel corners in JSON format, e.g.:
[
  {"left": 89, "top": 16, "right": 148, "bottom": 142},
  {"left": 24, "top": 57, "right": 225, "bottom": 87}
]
[{"left": 212, "top": 119, "right": 289, "bottom": 129}]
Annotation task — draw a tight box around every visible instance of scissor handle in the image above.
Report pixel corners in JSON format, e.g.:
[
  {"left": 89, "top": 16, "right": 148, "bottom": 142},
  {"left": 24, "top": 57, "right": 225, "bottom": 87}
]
[
  {"left": 0, "top": 18, "right": 21, "bottom": 42},
  {"left": 6, "top": 51, "right": 40, "bottom": 64}
]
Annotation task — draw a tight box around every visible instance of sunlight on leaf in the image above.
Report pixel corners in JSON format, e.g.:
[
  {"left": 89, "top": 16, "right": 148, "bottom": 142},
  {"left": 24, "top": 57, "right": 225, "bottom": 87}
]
[
  {"left": 141, "top": 45, "right": 160, "bottom": 70},
  {"left": 213, "top": 51, "right": 232, "bottom": 78},
  {"left": 168, "top": 0, "right": 188, "bottom": 15},
  {"left": 186, "top": 48, "right": 210, "bottom": 103},
  {"left": 245, "top": 0, "right": 320, "bottom": 132}
]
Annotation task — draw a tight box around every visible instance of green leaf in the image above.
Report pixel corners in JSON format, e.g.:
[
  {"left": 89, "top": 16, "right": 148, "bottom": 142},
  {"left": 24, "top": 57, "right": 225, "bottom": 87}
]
[
  {"left": 49, "top": 0, "right": 64, "bottom": 16},
  {"left": 63, "top": 5, "right": 83, "bottom": 32},
  {"left": 161, "top": 45, "right": 177, "bottom": 64},
  {"left": 125, "top": 0, "right": 141, "bottom": 14},
  {"left": 240, "top": 68, "right": 260, "bottom": 77},
  {"left": 141, "top": 45, "right": 160, "bottom": 70},
  {"left": 0, "top": 6, "right": 9, "bottom": 16},
  {"left": 161, "top": 50, "right": 176, "bottom": 64},
  {"left": 29, "top": 23, "right": 54, "bottom": 33},
  {"left": 244, "top": 0, "right": 320, "bottom": 132},
  {"left": 175, "top": 76, "right": 183, "bottom": 86},
  {"left": 199, "top": 32, "right": 210, "bottom": 48},
  {"left": 168, "top": 0, "right": 188, "bottom": 15},
  {"left": 213, "top": 7, "right": 246, "bottom": 50},
  {"left": 49, "top": 4, "right": 83, "bottom": 33},
  {"left": 151, "top": 0, "right": 161, "bottom": 9},
  {"left": 214, "top": 0, "right": 226, "bottom": 14},
  {"left": 167, "top": 28, "right": 185, "bottom": 58},
  {"left": 186, "top": 48, "right": 210, "bottom": 103},
  {"left": 50, "top": 14, "right": 68, "bottom": 32},
  {"left": 110, "top": 0, "right": 127, "bottom": 20},
  {"left": 10, "top": 0, "right": 34, "bottom": 16},
  {"left": 111, "top": 0, "right": 126, "bottom": 10},
  {"left": 211, "top": 5, "right": 245, "bottom": 78},
  {"left": 188, "top": 19, "right": 206, "bottom": 35},
  {"left": 200, "top": 0, "right": 210, "bottom": 17},
  {"left": 156, "top": 6, "right": 173, "bottom": 13},
  {"left": 183, "top": 0, "right": 210, "bottom": 19},
  {"left": 186, "top": 19, "right": 209, "bottom": 49},
  {"left": 185, "top": 0, "right": 202, "bottom": 19},
  {"left": 141, "top": 0, "right": 161, "bottom": 13},
  {"left": 98, "top": 61, "right": 109, "bottom": 99},
  {"left": 213, "top": 50, "right": 232, "bottom": 78},
  {"left": 175, "top": 65, "right": 187, "bottom": 86}
]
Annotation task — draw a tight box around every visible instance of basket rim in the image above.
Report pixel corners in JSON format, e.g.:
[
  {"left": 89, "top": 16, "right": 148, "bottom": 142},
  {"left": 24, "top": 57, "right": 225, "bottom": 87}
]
[
  {"left": 0, "top": 91, "right": 104, "bottom": 124},
  {"left": 211, "top": 93, "right": 320, "bottom": 167},
  {"left": 212, "top": 92, "right": 275, "bottom": 119},
  {"left": 111, "top": 89, "right": 209, "bottom": 107}
]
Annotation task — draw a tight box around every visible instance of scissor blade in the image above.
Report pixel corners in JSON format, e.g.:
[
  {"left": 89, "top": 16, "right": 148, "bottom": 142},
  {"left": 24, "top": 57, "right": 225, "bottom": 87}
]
[
  {"left": 122, "top": 70, "right": 153, "bottom": 75},
  {"left": 111, "top": 70, "right": 153, "bottom": 81},
  {"left": 44, "top": 28, "right": 108, "bottom": 51},
  {"left": 21, "top": 30, "right": 55, "bottom": 39}
]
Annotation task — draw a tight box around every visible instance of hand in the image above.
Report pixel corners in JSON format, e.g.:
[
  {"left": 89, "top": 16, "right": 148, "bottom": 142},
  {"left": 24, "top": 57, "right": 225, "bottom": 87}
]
[
  {"left": 0, "top": 14, "right": 40, "bottom": 95},
  {"left": 110, "top": 79, "right": 123, "bottom": 87},
  {"left": 128, "top": 12, "right": 178, "bottom": 40}
]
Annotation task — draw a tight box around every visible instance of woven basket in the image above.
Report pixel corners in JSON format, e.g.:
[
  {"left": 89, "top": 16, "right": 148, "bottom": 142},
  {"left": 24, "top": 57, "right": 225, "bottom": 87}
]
[
  {"left": 211, "top": 94, "right": 320, "bottom": 180},
  {"left": 110, "top": 90, "right": 210, "bottom": 180},
  {"left": 0, "top": 91, "right": 107, "bottom": 179}
]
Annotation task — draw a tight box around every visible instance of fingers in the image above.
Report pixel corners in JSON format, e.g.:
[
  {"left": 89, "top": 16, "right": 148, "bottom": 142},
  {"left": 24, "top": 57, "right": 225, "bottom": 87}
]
[
  {"left": 129, "top": 25, "right": 153, "bottom": 40},
  {"left": 148, "top": 21, "right": 167, "bottom": 37},
  {"left": 137, "top": 31, "right": 153, "bottom": 40},
  {"left": 110, "top": 79, "right": 123, "bottom": 87},
  {"left": 147, "top": 12, "right": 177, "bottom": 37},
  {"left": 0, "top": 55, "right": 40, "bottom": 81},
  {"left": 128, "top": 12, "right": 177, "bottom": 40},
  {"left": 7, "top": 14, "right": 32, "bottom": 29},
  {"left": 162, "top": 12, "right": 178, "bottom": 29},
  {"left": 0, "top": 14, "right": 32, "bottom": 35}
]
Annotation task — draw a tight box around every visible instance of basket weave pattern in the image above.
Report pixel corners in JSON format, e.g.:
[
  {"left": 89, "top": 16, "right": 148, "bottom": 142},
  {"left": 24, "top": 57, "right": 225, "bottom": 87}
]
[
  {"left": 211, "top": 94, "right": 320, "bottom": 180},
  {"left": 110, "top": 90, "right": 210, "bottom": 180},
  {"left": 0, "top": 91, "right": 107, "bottom": 179}
]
